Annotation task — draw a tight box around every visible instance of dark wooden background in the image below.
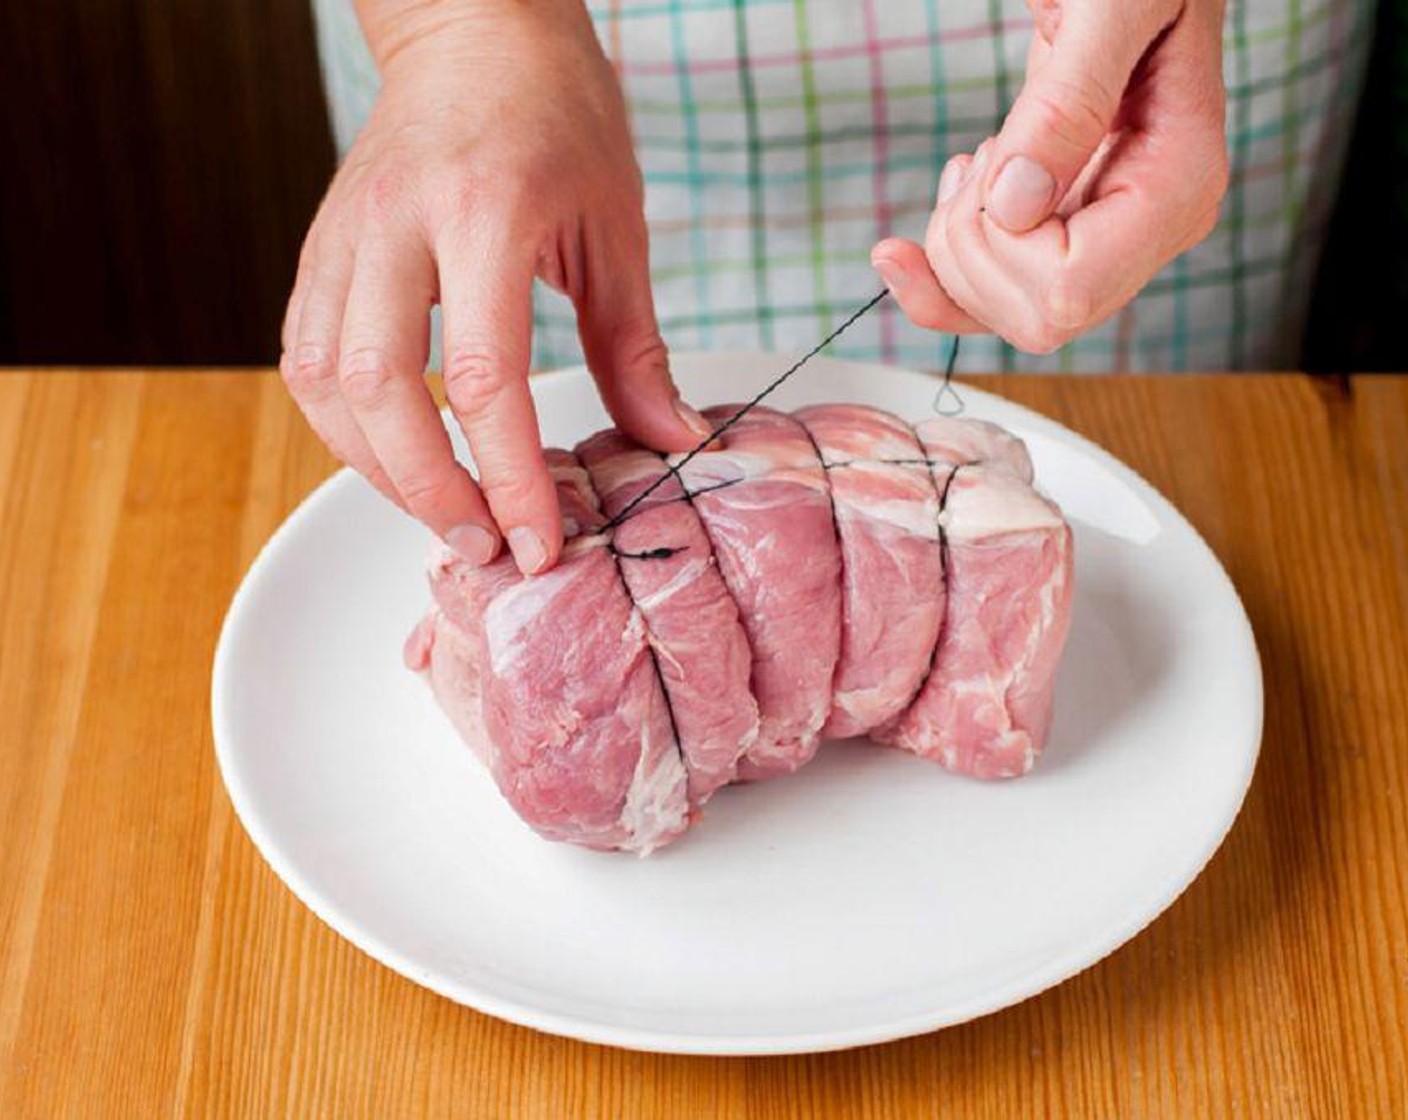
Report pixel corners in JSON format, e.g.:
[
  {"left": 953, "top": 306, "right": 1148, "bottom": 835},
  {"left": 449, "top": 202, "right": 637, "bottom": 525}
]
[
  {"left": 0, "top": 1, "right": 334, "bottom": 366},
  {"left": 0, "top": 1, "right": 1403, "bottom": 371}
]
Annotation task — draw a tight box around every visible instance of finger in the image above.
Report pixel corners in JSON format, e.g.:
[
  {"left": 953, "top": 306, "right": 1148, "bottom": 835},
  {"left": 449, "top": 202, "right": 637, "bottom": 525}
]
[
  {"left": 871, "top": 237, "right": 986, "bottom": 335},
  {"left": 338, "top": 233, "right": 499, "bottom": 563},
  {"left": 439, "top": 228, "right": 562, "bottom": 575},
  {"left": 923, "top": 146, "right": 1001, "bottom": 325},
  {"left": 281, "top": 190, "right": 335, "bottom": 354},
  {"left": 978, "top": 11, "right": 1229, "bottom": 335},
  {"left": 573, "top": 211, "right": 712, "bottom": 451},
  {"left": 282, "top": 228, "right": 405, "bottom": 508},
  {"left": 936, "top": 153, "right": 974, "bottom": 206},
  {"left": 983, "top": 141, "right": 1222, "bottom": 340},
  {"left": 932, "top": 157, "right": 1067, "bottom": 353},
  {"left": 984, "top": 2, "right": 1173, "bottom": 231},
  {"left": 1053, "top": 133, "right": 1121, "bottom": 219},
  {"left": 281, "top": 243, "right": 312, "bottom": 356},
  {"left": 279, "top": 348, "right": 405, "bottom": 511}
]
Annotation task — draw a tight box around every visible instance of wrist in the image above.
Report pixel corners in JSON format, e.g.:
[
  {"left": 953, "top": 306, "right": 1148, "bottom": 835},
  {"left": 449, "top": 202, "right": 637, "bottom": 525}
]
[{"left": 355, "top": 0, "right": 595, "bottom": 74}]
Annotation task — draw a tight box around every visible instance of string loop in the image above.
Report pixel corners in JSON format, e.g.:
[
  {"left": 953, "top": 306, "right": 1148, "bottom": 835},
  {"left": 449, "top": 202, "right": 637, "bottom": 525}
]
[{"left": 933, "top": 335, "right": 965, "bottom": 416}]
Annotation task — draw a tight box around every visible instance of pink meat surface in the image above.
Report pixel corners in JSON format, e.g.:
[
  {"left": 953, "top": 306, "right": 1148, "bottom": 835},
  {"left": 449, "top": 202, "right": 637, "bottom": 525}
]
[
  {"left": 914, "top": 416, "right": 1034, "bottom": 481},
  {"left": 577, "top": 430, "right": 759, "bottom": 803},
  {"left": 411, "top": 449, "right": 689, "bottom": 853},
  {"left": 878, "top": 457, "right": 1074, "bottom": 779},
  {"left": 407, "top": 405, "right": 1075, "bottom": 852},
  {"left": 792, "top": 404, "right": 945, "bottom": 738},
  {"left": 675, "top": 405, "right": 842, "bottom": 779}
]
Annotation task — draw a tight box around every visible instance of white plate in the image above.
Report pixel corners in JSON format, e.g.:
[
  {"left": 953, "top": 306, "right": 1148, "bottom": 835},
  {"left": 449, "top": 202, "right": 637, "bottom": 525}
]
[{"left": 212, "top": 353, "right": 1262, "bottom": 1055}]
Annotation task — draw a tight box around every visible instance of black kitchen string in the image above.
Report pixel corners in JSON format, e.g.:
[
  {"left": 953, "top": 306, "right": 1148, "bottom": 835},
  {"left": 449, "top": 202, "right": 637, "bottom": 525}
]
[
  {"left": 934, "top": 334, "right": 965, "bottom": 416},
  {"left": 593, "top": 298, "right": 964, "bottom": 770},
  {"left": 599, "top": 289, "right": 890, "bottom": 533},
  {"left": 610, "top": 545, "right": 685, "bottom": 561}
]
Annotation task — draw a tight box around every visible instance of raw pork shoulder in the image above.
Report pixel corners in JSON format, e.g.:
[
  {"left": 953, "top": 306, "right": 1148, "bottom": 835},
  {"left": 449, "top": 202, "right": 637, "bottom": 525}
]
[
  {"left": 873, "top": 420, "right": 1074, "bottom": 777},
  {"left": 408, "top": 407, "right": 1074, "bottom": 853},
  {"left": 675, "top": 406, "right": 841, "bottom": 779},
  {"left": 405, "top": 450, "right": 689, "bottom": 853},
  {"left": 792, "top": 404, "right": 945, "bottom": 739},
  {"left": 576, "top": 429, "right": 758, "bottom": 802}
]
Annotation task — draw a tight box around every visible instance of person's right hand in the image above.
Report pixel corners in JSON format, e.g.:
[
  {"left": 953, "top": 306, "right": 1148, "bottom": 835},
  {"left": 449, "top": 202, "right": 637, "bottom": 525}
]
[
  {"left": 873, "top": 0, "right": 1227, "bottom": 355},
  {"left": 280, "top": 0, "right": 711, "bottom": 574}
]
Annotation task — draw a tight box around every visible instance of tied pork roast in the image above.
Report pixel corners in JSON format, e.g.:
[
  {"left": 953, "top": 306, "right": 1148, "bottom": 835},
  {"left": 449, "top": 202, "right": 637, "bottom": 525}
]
[{"left": 404, "top": 404, "right": 1074, "bottom": 854}]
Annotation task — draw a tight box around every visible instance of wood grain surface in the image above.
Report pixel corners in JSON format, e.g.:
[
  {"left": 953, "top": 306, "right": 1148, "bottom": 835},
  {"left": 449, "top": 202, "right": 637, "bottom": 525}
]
[{"left": 0, "top": 370, "right": 1405, "bottom": 1118}]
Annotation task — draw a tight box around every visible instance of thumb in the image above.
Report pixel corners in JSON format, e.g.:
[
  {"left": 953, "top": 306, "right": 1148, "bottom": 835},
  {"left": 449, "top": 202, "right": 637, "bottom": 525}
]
[{"left": 984, "top": 5, "right": 1166, "bottom": 231}]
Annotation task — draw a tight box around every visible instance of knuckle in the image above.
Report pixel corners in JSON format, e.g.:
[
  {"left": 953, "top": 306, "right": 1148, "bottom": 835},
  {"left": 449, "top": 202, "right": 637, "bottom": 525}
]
[
  {"left": 1024, "top": 78, "right": 1115, "bottom": 152},
  {"left": 338, "top": 348, "right": 399, "bottom": 407},
  {"left": 432, "top": 169, "right": 532, "bottom": 241},
  {"left": 396, "top": 468, "right": 463, "bottom": 516},
  {"left": 939, "top": 206, "right": 967, "bottom": 262},
  {"left": 443, "top": 351, "right": 510, "bottom": 419},
  {"left": 1011, "top": 318, "right": 1070, "bottom": 356},
  {"left": 282, "top": 344, "right": 339, "bottom": 399},
  {"left": 612, "top": 324, "right": 669, "bottom": 377},
  {"left": 360, "top": 166, "right": 412, "bottom": 225},
  {"left": 481, "top": 467, "right": 544, "bottom": 512},
  {"left": 365, "top": 462, "right": 396, "bottom": 496},
  {"left": 1045, "top": 276, "right": 1093, "bottom": 333},
  {"left": 431, "top": 170, "right": 481, "bottom": 223}
]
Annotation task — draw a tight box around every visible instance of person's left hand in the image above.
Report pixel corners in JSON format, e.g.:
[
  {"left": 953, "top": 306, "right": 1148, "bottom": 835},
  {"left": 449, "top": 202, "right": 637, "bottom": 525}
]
[{"left": 872, "top": 0, "right": 1228, "bottom": 353}]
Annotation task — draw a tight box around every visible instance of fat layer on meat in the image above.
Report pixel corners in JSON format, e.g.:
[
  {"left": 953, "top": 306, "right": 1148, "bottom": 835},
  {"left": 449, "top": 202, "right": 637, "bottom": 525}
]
[
  {"left": 414, "top": 449, "right": 689, "bottom": 854},
  {"left": 577, "top": 430, "right": 759, "bottom": 803},
  {"left": 875, "top": 427, "right": 1074, "bottom": 778},
  {"left": 674, "top": 405, "right": 843, "bottom": 779},
  {"left": 792, "top": 404, "right": 945, "bottom": 739},
  {"left": 409, "top": 407, "right": 1074, "bottom": 852}
]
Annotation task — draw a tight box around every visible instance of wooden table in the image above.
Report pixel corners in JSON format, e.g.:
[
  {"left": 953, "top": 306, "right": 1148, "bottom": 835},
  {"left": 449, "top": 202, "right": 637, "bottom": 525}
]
[{"left": 1, "top": 370, "right": 1405, "bottom": 1118}]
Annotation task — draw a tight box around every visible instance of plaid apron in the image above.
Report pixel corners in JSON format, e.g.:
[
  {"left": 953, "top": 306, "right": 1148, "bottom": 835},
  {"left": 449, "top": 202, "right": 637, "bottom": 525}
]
[{"left": 311, "top": 0, "right": 1375, "bottom": 372}]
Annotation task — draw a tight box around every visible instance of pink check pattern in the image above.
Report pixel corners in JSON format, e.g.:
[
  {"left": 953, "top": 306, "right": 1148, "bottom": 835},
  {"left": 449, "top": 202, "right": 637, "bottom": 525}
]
[{"left": 312, "top": 0, "right": 1375, "bottom": 373}]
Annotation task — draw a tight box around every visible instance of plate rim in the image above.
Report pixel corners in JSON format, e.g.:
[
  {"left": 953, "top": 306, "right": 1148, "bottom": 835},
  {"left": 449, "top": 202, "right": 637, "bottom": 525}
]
[{"left": 212, "top": 355, "right": 1264, "bottom": 1055}]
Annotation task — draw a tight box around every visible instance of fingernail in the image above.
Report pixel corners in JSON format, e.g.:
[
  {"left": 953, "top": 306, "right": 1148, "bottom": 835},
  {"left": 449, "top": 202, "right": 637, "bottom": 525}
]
[
  {"left": 937, "top": 158, "right": 965, "bottom": 204},
  {"left": 873, "top": 257, "right": 907, "bottom": 295},
  {"left": 508, "top": 526, "right": 549, "bottom": 575},
  {"left": 673, "top": 396, "right": 714, "bottom": 439},
  {"left": 447, "top": 523, "right": 498, "bottom": 566},
  {"left": 988, "top": 155, "right": 1056, "bottom": 230}
]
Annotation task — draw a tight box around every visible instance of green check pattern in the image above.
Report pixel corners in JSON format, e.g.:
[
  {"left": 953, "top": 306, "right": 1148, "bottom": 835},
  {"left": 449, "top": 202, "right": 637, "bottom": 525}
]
[{"left": 311, "top": 0, "right": 1376, "bottom": 372}]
